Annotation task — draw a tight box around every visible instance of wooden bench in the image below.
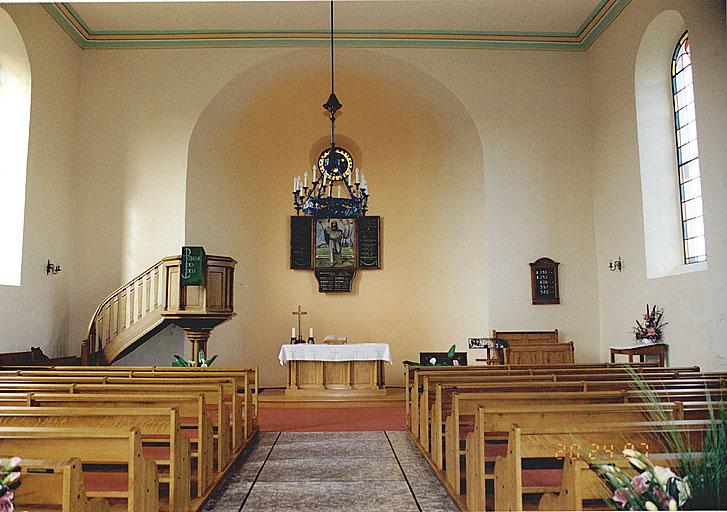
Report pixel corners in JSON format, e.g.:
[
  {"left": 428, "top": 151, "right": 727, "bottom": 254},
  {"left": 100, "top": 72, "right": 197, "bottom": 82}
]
[
  {"left": 492, "top": 420, "right": 710, "bottom": 512},
  {"left": 0, "top": 381, "right": 232, "bottom": 473},
  {"left": 428, "top": 374, "right": 727, "bottom": 466},
  {"left": 0, "top": 370, "right": 258, "bottom": 447},
  {"left": 443, "top": 386, "right": 726, "bottom": 499},
  {"left": 0, "top": 426, "right": 158, "bottom": 512},
  {"left": 462, "top": 404, "right": 684, "bottom": 511},
  {"left": 504, "top": 341, "right": 574, "bottom": 365},
  {"left": 492, "top": 329, "right": 559, "bottom": 345},
  {"left": 0, "top": 406, "right": 191, "bottom": 512},
  {"left": 406, "top": 365, "right": 702, "bottom": 434},
  {"left": 415, "top": 370, "right": 723, "bottom": 448},
  {"left": 27, "top": 393, "right": 215, "bottom": 499},
  {"left": 1, "top": 457, "right": 110, "bottom": 512}
]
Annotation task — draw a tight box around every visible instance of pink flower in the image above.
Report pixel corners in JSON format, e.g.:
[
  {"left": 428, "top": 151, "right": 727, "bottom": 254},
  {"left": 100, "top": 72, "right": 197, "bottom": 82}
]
[
  {"left": 0, "top": 492, "right": 14, "bottom": 512},
  {"left": 613, "top": 487, "right": 633, "bottom": 507},
  {"left": 631, "top": 473, "right": 650, "bottom": 493},
  {"left": 646, "top": 327, "right": 657, "bottom": 336}
]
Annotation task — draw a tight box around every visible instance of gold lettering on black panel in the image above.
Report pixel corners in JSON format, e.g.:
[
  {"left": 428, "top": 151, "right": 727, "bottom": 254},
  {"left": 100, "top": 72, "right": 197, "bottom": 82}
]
[
  {"left": 290, "top": 216, "right": 313, "bottom": 269},
  {"left": 357, "top": 216, "right": 380, "bottom": 269}
]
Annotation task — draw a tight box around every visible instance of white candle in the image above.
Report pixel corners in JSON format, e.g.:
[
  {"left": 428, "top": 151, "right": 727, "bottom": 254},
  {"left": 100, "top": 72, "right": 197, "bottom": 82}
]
[
  {"left": 309, "top": 327, "right": 314, "bottom": 338},
  {"left": 303, "top": 171, "right": 308, "bottom": 188},
  {"left": 355, "top": 167, "right": 359, "bottom": 184},
  {"left": 347, "top": 174, "right": 352, "bottom": 186},
  {"left": 322, "top": 175, "right": 327, "bottom": 187},
  {"left": 312, "top": 165, "right": 317, "bottom": 182},
  {"left": 337, "top": 185, "right": 341, "bottom": 198},
  {"left": 291, "top": 327, "right": 296, "bottom": 339},
  {"left": 293, "top": 177, "right": 296, "bottom": 192}
]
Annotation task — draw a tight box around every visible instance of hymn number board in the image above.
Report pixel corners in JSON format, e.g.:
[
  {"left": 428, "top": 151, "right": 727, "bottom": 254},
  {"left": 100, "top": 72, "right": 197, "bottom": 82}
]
[{"left": 529, "top": 257, "right": 560, "bottom": 305}]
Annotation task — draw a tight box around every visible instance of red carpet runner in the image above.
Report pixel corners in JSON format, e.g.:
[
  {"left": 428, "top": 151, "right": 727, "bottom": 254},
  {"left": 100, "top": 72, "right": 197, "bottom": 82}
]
[{"left": 258, "top": 406, "right": 406, "bottom": 432}]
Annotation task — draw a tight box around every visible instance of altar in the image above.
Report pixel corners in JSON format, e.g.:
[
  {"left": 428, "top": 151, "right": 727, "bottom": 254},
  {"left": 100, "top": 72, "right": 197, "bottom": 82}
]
[{"left": 279, "top": 343, "right": 392, "bottom": 396}]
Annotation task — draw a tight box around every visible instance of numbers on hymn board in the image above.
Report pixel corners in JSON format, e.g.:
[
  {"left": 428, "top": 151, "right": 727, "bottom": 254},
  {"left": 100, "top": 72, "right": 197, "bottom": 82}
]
[
  {"left": 535, "top": 269, "right": 554, "bottom": 295},
  {"left": 554, "top": 442, "right": 650, "bottom": 460}
]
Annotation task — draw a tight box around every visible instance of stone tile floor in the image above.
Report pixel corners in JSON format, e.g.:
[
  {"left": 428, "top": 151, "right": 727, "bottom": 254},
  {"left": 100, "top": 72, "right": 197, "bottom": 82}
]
[{"left": 202, "top": 431, "right": 459, "bottom": 511}]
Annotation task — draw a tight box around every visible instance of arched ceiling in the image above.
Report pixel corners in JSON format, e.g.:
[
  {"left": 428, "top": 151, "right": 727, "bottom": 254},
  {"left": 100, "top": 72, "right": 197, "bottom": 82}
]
[{"left": 45, "top": 0, "right": 631, "bottom": 50}]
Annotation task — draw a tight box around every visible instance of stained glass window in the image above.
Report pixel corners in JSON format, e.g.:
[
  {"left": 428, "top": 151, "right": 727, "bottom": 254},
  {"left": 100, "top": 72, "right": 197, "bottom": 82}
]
[{"left": 671, "top": 32, "right": 706, "bottom": 264}]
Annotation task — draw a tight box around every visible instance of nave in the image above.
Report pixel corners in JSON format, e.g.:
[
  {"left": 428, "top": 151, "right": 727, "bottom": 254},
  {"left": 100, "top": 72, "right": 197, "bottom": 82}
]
[{"left": 202, "top": 432, "right": 458, "bottom": 512}]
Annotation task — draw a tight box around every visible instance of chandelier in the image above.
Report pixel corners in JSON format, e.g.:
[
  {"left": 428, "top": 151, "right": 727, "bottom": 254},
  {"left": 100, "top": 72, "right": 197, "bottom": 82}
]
[{"left": 292, "top": 1, "right": 370, "bottom": 218}]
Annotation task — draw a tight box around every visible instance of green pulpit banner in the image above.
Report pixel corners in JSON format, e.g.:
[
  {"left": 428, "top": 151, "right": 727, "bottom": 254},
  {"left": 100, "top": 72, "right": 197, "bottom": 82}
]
[{"left": 181, "top": 246, "right": 206, "bottom": 286}]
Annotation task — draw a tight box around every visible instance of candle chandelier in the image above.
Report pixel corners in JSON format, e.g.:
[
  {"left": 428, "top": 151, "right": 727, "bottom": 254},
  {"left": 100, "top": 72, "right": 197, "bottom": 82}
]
[{"left": 292, "top": 1, "right": 370, "bottom": 218}]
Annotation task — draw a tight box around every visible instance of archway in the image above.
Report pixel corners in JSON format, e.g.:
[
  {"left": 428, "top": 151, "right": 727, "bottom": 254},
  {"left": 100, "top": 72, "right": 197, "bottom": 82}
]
[{"left": 186, "top": 49, "right": 486, "bottom": 386}]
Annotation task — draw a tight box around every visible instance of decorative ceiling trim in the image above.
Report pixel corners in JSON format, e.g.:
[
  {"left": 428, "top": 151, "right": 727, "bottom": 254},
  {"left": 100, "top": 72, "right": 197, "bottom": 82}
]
[{"left": 43, "top": 0, "right": 631, "bottom": 51}]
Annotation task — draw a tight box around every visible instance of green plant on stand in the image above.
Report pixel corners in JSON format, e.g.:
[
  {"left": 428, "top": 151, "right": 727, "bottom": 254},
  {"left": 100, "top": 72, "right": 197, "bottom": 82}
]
[{"left": 172, "top": 350, "right": 219, "bottom": 368}]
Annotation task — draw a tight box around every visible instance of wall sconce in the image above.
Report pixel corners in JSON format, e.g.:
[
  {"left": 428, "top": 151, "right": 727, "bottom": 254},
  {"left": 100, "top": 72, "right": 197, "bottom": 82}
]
[
  {"left": 46, "top": 260, "right": 61, "bottom": 275},
  {"left": 609, "top": 256, "right": 623, "bottom": 272}
]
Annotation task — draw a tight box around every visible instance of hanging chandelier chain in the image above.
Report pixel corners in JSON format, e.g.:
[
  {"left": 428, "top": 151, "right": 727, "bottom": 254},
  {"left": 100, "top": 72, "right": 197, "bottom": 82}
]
[{"left": 330, "top": 0, "right": 334, "bottom": 95}]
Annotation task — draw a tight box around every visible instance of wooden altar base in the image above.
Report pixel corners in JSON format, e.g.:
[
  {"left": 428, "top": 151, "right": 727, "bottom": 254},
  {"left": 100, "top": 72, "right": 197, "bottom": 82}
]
[{"left": 285, "top": 359, "right": 387, "bottom": 397}]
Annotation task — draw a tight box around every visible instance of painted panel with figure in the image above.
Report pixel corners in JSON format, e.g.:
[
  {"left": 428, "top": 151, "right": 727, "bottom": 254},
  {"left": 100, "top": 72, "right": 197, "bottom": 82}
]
[{"left": 315, "top": 218, "right": 356, "bottom": 269}]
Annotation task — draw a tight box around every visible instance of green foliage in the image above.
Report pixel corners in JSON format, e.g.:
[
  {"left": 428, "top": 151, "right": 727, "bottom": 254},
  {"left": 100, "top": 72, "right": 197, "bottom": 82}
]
[
  {"left": 624, "top": 368, "right": 727, "bottom": 510},
  {"left": 172, "top": 351, "right": 219, "bottom": 367}
]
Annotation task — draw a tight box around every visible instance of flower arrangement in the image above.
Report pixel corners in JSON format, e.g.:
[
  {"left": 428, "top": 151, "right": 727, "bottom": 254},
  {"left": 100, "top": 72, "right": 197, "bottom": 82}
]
[
  {"left": 633, "top": 304, "right": 668, "bottom": 342},
  {"left": 172, "top": 349, "right": 218, "bottom": 368},
  {"left": 0, "top": 457, "right": 21, "bottom": 512},
  {"left": 594, "top": 449, "right": 690, "bottom": 510}
]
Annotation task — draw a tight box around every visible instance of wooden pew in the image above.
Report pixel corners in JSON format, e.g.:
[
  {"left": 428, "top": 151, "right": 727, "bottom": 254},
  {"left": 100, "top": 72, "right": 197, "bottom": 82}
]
[
  {"left": 428, "top": 375, "right": 726, "bottom": 467},
  {"left": 503, "top": 341, "right": 574, "bottom": 365},
  {"left": 492, "top": 329, "right": 559, "bottom": 345},
  {"left": 0, "top": 369, "right": 258, "bottom": 445},
  {"left": 28, "top": 393, "right": 214, "bottom": 499},
  {"left": 539, "top": 454, "right": 689, "bottom": 511},
  {"left": 447, "top": 386, "right": 727, "bottom": 499},
  {"left": 492, "top": 420, "right": 710, "bottom": 512},
  {"left": 417, "top": 370, "right": 724, "bottom": 450},
  {"left": 0, "top": 381, "right": 232, "bottom": 473},
  {"left": 461, "top": 404, "right": 683, "bottom": 511},
  {"left": 0, "top": 406, "right": 191, "bottom": 512},
  {"left": 407, "top": 365, "right": 702, "bottom": 435},
  {"left": 0, "top": 426, "right": 157, "bottom": 512},
  {"left": 2, "top": 457, "right": 110, "bottom": 512}
]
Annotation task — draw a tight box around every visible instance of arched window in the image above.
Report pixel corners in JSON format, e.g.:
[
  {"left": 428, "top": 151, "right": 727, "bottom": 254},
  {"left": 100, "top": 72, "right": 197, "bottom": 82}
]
[
  {"left": 671, "top": 32, "right": 706, "bottom": 264},
  {"left": 0, "top": 7, "right": 31, "bottom": 286}
]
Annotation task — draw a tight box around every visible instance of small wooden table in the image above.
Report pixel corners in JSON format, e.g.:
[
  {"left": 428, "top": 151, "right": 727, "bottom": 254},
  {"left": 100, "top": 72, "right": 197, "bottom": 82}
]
[{"left": 609, "top": 342, "right": 668, "bottom": 367}]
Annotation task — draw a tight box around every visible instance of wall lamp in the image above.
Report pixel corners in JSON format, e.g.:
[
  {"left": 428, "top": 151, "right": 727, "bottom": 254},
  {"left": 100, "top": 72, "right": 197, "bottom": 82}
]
[
  {"left": 609, "top": 256, "right": 623, "bottom": 272},
  {"left": 46, "top": 260, "right": 61, "bottom": 275}
]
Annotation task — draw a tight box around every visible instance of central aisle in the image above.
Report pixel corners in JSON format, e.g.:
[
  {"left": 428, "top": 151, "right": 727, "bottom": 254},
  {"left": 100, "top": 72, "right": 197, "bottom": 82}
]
[{"left": 203, "top": 431, "right": 458, "bottom": 511}]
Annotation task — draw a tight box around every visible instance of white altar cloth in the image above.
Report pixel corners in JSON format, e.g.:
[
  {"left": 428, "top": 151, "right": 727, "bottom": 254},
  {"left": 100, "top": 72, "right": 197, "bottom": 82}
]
[{"left": 279, "top": 343, "right": 392, "bottom": 366}]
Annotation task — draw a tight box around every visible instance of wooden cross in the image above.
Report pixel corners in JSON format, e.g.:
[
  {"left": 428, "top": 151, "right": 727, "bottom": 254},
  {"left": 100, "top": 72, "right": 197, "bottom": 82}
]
[{"left": 292, "top": 305, "right": 307, "bottom": 340}]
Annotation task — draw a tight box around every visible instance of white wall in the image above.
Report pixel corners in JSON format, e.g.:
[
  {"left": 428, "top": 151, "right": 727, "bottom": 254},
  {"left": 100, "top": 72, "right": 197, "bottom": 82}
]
[
  {"left": 588, "top": 0, "right": 727, "bottom": 369},
  {"left": 67, "top": 43, "right": 598, "bottom": 384},
  {"left": 10, "top": 3, "right": 724, "bottom": 379},
  {"left": 0, "top": 4, "right": 80, "bottom": 357}
]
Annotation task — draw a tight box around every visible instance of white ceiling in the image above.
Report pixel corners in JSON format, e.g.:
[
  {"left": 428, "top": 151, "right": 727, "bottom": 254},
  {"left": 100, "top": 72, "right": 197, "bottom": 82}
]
[{"left": 69, "top": 0, "right": 603, "bottom": 35}]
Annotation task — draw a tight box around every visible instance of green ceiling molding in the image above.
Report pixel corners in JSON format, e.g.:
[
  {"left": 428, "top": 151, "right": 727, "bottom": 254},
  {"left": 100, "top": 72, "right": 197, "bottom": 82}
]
[{"left": 42, "top": 0, "right": 631, "bottom": 51}]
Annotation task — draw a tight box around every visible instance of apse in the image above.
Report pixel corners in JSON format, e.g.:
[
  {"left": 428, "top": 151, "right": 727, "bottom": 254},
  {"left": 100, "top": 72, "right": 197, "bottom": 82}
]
[{"left": 185, "top": 48, "right": 486, "bottom": 387}]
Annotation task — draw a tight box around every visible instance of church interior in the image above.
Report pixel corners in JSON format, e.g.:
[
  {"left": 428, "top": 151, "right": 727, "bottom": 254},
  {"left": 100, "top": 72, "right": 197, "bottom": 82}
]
[{"left": 0, "top": 1, "right": 725, "bottom": 511}]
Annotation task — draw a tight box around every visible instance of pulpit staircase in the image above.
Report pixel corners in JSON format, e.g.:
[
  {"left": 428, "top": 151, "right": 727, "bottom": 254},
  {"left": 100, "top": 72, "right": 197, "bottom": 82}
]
[{"left": 81, "top": 255, "right": 236, "bottom": 365}]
